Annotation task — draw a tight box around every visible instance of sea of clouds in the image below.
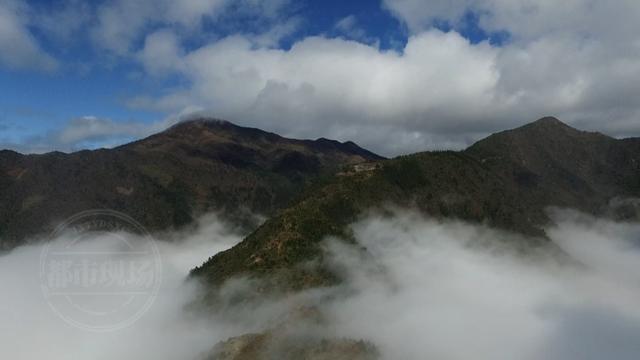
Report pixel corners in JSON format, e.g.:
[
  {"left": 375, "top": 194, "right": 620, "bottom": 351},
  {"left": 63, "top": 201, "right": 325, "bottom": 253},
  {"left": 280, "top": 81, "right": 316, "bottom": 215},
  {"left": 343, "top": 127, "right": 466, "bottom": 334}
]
[
  {"left": 1, "top": 209, "right": 639, "bottom": 359},
  {"left": 321, "top": 209, "right": 640, "bottom": 360}
]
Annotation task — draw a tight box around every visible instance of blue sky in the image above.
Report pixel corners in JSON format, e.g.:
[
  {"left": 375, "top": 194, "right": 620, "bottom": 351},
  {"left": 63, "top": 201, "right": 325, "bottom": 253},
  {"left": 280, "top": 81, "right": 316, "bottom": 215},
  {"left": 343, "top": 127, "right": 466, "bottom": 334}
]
[{"left": 1, "top": 0, "right": 639, "bottom": 155}]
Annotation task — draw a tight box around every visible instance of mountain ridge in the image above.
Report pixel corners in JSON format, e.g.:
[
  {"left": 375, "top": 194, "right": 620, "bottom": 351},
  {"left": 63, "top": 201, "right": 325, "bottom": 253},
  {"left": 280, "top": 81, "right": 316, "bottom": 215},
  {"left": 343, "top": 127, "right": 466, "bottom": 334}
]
[
  {"left": 0, "top": 118, "right": 382, "bottom": 249},
  {"left": 191, "top": 117, "right": 640, "bottom": 292}
]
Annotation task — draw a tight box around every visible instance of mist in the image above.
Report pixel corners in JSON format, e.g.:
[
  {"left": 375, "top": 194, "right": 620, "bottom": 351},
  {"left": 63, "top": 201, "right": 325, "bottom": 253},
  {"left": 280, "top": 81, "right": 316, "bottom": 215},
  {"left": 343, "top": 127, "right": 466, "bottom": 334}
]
[
  {"left": 319, "top": 209, "right": 640, "bottom": 360},
  {"left": 0, "top": 214, "right": 246, "bottom": 360},
  {"left": 2, "top": 209, "right": 640, "bottom": 360}
]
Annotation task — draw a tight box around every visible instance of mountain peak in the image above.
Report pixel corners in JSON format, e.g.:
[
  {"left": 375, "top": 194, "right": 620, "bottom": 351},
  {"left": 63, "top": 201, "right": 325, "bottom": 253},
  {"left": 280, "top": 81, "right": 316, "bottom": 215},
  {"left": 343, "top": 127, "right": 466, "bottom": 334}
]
[
  {"left": 531, "top": 116, "right": 565, "bottom": 126},
  {"left": 128, "top": 117, "right": 383, "bottom": 161},
  {"left": 468, "top": 117, "right": 610, "bottom": 153},
  {"left": 166, "top": 117, "right": 262, "bottom": 136},
  {"left": 521, "top": 116, "right": 577, "bottom": 132},
  {"left": 465, "top": 116, "right": 623, "bottom": 201},
  {"left": 0, "top": 118, "right": 382, "bottom": 248},
  {"left": 514, "top": 117, "right": 613, "bottom": 143}
]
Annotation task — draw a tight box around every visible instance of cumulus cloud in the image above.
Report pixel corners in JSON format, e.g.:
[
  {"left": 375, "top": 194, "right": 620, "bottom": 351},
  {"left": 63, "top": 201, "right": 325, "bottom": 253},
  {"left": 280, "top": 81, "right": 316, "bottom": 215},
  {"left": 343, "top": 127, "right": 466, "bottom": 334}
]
[
  {"left": 122, "top": 0, "right": 640, "bottom": 156},
  {"left": 127, "top": 27, "right": 635, "bottom": 155},
  {"left": 137, "top": 30, "right": 186, "bottom": 76},
  {"left": 132, "top": 30, "right": 499, "bottom": 155},
  {"left": 0, "top": 0, "right": 58, "bottom": 71}
]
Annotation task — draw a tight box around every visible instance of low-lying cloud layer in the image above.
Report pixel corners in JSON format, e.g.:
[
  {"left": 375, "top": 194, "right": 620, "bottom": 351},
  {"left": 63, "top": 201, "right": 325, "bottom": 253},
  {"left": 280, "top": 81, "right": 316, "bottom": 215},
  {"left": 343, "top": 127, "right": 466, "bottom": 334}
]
[
  {"left": 0, "top": 214, "right": 245, "bottom": 360},
  {"left": 1, "top": 209, "right": 639, "bottom": 359},
  {"left": 321, "top": 209, "right": 640, "bottom": 360}
]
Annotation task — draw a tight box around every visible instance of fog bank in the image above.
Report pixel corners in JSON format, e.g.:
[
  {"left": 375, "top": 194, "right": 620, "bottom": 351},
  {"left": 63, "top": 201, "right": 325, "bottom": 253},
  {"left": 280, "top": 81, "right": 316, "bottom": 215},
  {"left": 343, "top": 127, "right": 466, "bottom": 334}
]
[
  {"left": 1, "top": 209, "right": 639, "bottom": 359},
  {"left": 0, "top": 214, "right": 244, "bottom": 360},
  {"left": 320, "top": 209, "right": 640, "bottom": 360}
]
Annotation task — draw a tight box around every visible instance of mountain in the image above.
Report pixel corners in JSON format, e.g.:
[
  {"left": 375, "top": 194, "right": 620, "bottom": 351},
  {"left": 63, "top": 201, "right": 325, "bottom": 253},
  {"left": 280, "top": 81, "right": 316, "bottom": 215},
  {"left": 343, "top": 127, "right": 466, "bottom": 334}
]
[
  {"left": 0, "top": 118, "right": 382, "bottom": 249},
  {"left": 191, "top": 117, "right": 640, "bottom": 292},
  {"left": 466, "top": 117, "right": 640, "bottom": 210}
]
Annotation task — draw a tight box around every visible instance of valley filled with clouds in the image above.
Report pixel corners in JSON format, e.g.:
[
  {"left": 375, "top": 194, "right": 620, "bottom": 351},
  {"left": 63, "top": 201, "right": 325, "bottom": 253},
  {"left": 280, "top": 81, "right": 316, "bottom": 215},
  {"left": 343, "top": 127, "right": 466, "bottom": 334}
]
[
  {"left": 2, "top": 2, "right": 640, "bottom": 359},
  {"left": 2, "top": 210, "right": 639, "bottom": 359}
]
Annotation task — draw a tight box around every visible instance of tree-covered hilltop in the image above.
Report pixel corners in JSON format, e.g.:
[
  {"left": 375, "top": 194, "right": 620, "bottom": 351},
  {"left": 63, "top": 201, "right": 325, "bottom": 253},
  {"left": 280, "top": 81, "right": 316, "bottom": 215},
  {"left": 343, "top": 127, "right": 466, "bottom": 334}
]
[
  {"left": 191, "top": 117, "right": 640, "bottom": 292},
  {"left": 0, "top": 118, "right": 382, "bottom": 249}
]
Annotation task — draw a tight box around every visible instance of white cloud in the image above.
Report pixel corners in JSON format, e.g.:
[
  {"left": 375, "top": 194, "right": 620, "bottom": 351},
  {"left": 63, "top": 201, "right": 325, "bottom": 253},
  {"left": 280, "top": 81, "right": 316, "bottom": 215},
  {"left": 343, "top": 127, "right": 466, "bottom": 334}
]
[
  {"left": 127, "top": 0, "right": 640, "bottom": 156},
  {"left": 137, "top": 30, "right": 185, "bottom": 76},
  {"left": 135, "top": 31, "right": 499, "bottom": 155},
  {"left": 6, "top": 0, "right": 640, "bottom": 156},
  {"left": 0, "top": 213, "right": 246, "bottom": 360},
  {"left": 91, "top": 0, "right": 291, "bottom": 55},
  {"left": 333, "top": 15, "right": 371, "bottom": 43},
  {"left": 335, "top": 15, "right": 358, "bottom": 33},
  {"left": 2, "top": 204, "right": 640, "bottom": 359},
  {"left": 382, "top": 0, "right": 473, "bottom": 32},
  {"left": 318, "top": 209, "right": 640, "bottom": 360},
  {"left": 250, "top": 16, "right": 302, "bottom": 47},
  {"left": 0, "top": 0, "right": 58, "bottom": 71},
  {"left": 383, "top": 0, "right": 640, "bottom": 43}
]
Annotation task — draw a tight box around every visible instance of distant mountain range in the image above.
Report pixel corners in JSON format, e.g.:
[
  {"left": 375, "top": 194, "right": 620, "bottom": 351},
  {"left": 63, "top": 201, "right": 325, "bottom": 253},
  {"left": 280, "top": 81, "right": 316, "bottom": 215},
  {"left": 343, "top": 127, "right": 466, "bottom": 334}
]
[{"left": 0, "top": 119, "right": 381, "bottom": 249}]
